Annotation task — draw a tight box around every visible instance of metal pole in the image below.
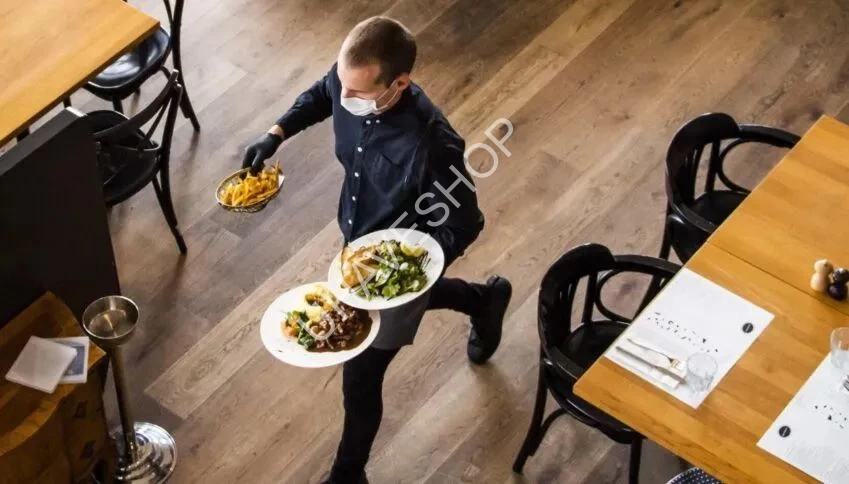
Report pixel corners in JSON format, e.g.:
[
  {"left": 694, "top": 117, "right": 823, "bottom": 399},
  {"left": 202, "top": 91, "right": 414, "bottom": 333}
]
[{"left": 110, "top": 346, "right": 137, "bottom": 459}]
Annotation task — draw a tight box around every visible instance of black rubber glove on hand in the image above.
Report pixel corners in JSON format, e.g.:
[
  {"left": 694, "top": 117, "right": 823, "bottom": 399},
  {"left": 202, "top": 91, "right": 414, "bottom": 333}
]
[{"left": 241, "top": 133, "right": 283, "bottom": 173}]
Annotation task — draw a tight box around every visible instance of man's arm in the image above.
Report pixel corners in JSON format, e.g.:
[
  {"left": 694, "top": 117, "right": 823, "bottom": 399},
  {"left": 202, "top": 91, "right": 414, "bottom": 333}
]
[
  {"left": 242, "top": 65, "right": 335, "bottom": 171},
  {"left": 274, "top": 65, "right": 335, "bottom": 139},
  {"left": 415, "top": 130, "right": 484, "bottom": 267}
]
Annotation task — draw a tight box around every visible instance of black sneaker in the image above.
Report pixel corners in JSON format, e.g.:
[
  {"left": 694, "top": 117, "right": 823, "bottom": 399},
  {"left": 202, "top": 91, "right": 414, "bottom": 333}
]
[{"left": 467, "top": 276, "right": 512, "bottom": 364}]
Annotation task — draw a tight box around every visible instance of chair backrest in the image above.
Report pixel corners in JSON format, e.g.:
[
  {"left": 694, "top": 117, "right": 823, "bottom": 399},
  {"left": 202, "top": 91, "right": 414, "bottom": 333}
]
[
  {"left": 537, "top": 244, "right": 680, "bottom": 372},
  {"left": 160, "top": 0, "right": 184, "bottom": 31},
  {"left": 665, "top": 112, "right": 799, "bottom": 231},
  {"left": 93, "top": 70, "right": 183, "bottom": 166}
]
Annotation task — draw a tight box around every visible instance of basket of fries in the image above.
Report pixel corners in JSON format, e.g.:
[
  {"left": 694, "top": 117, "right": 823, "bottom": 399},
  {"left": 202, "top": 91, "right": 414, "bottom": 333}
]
[{"left": 216, "top": 162, "right": 284, "bottom": 213}]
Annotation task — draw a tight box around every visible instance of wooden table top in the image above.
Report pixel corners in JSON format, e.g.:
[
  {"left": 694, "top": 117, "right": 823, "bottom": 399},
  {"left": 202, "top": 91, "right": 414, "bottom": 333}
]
[
  {"left": 0, "top": 0, "right": 158, "bottom": 145},
  {"left": 575, "top": 117, "right": 849, "bottom": 483},
  {"left": 576, "top": 244, "right": 842, "bottom": 483},
  {"left": 711, "top": 116, "right": 849, "bottom": 317}
]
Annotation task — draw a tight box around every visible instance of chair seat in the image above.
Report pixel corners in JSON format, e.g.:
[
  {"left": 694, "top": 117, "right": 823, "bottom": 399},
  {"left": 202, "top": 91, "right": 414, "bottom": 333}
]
[
  {"left": 88, "top": 110, "right": 160, "bottom": 206},
  {"left": 86, "top": 28, "right": 170, "bottom": 95},
  {"left": 692, "top": 190, "right": 746, "bottom": 224},
  {"left": 671, "top": 190, "right": 746, "bottom": 261},
  {"left": 546, "top": 321, "right": 637, "bottom": 442}
]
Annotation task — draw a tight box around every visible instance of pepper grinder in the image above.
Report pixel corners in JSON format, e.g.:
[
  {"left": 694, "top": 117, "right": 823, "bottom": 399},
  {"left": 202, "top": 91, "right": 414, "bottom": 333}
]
[{"left": 82, "top": 296, "right": 176, "bottom": 483}]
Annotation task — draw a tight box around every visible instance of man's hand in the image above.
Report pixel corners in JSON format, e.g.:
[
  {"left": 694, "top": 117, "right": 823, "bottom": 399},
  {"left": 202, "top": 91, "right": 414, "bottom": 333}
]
[{"left": 241, "top": 131, "right": 283, "bottom": 173}]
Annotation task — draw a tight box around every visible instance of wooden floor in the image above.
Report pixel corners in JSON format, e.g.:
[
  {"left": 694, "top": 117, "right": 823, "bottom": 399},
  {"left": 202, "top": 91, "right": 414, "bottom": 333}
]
[{"left": 14, "top": 0, "right": 849, "bottom": 482}]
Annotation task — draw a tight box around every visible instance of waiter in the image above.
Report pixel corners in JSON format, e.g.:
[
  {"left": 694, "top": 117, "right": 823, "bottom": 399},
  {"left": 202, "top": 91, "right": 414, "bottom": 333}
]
[{"left": 241, "top": 16, "right": 512, "bottom": 484}]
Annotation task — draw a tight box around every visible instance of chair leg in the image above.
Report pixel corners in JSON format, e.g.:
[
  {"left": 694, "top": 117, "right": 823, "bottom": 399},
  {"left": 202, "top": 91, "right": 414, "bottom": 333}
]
[
  {"left": 170, "top": 22, "right": 200, "bottom": 132},
  {"left": 513, "top": 364, "right": 549, "bottom": 474},
  {"left": 112, "top": 98, "right": 124, "bottom": 114},
  {"left": 629, "top": 439, "right": 643, "bottom": 484},
  {"left": 151, "top": 176, "right": 187, "bottom": 254},
  {"left": 177, "top": 77, "right": 201, "bottom": 131}
]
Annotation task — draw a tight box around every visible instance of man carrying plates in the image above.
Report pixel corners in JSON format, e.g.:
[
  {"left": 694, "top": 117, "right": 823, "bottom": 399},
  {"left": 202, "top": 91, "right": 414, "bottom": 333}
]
[{"left": 240, "top": 16, "right": 511, "bottom": 484}]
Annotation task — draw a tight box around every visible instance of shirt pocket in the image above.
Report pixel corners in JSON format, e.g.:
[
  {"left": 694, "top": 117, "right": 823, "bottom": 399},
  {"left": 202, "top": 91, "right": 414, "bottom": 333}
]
[{"left": 368, "top": 152, "right": 411, "bottom": 202}]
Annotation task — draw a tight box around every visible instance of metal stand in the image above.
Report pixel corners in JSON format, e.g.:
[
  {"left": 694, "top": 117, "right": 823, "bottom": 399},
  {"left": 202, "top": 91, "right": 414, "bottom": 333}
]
[{"left": 83, "top": 296, "right": 176, "bottom": 483}]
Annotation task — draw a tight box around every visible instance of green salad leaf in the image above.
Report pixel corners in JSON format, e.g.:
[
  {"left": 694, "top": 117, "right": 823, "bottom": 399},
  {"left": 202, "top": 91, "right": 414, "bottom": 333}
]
[{"left": 354, "top": 240, "right": 429, "bottom": 300}]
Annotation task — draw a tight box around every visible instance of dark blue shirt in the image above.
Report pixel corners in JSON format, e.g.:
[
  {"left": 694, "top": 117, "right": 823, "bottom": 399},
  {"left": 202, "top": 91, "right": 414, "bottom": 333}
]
[{"left": 276, "top": 64, "right": 484, "bottom": 266}]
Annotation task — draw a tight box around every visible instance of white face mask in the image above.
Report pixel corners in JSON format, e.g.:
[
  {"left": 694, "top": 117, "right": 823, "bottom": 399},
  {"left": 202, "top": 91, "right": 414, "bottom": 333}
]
[{"left": 340, "top": 81, "right": 399, "bottom": 116}]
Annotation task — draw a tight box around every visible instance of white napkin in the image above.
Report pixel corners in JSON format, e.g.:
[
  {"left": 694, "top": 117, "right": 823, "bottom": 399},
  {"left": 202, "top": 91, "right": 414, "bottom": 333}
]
[
  {"left": 613, "top": 338, "right": 687, "bottom": 389},
  {"left": 5, "top": 336, "right": 76, "bottom": 393}
]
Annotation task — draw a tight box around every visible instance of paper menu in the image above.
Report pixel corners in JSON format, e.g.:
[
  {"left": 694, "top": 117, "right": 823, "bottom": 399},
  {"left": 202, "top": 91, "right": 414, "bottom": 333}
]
[
  {"left": 605, "top": 268, "right": 774, "bottom": 408},
  {"left": 758, "top": 356, "right": 849, "bottom": 483}
]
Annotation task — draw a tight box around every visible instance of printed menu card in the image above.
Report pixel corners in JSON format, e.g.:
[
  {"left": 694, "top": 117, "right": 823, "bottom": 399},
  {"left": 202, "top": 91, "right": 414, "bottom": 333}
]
[
  {"left": 758, "top": 356, "right": 849, "bottom": 483},
  {"left": 605, "top": 268, "right": 774, "bottom": 408}
]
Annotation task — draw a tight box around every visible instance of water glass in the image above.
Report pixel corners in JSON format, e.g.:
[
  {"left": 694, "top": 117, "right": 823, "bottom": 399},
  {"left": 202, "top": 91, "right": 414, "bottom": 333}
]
[
  {"left": 830, "top": 327, "right": 849, "bottom": 391},
  {"left": 686, "top": 352, "right": 718, "bottom": 393}
]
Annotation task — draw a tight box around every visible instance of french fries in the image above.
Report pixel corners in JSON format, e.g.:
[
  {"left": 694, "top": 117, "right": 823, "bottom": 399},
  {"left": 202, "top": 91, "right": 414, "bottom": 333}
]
[{"left": 220, "top": 162, "right": 280, "bottom": 207}]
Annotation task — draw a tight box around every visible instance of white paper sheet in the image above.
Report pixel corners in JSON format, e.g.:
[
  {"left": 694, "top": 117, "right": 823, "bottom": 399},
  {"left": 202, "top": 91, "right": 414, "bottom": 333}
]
[
  {"left": 5, "top": 336, "right": 76, "bottom": 393},
  {"left": 604, "top": 268, "right": 774, "bottom": 408},
  {"left": 758, "top": 356, "right": 849, "bottom": 483}
]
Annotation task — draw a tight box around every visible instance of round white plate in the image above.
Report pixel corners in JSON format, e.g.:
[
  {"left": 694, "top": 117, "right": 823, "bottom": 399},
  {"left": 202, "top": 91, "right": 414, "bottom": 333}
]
[
  {"left": 259, "top": 282, "right": 381, "bottom": 368},
  {"left": 327, "top": 229, "right": 445, "bottom": 311}
]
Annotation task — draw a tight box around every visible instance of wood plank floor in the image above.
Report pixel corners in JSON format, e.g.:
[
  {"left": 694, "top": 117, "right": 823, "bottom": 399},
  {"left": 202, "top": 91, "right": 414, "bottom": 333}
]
[{"left": 10, "top": 0, "right": 849, "bottom": 482}]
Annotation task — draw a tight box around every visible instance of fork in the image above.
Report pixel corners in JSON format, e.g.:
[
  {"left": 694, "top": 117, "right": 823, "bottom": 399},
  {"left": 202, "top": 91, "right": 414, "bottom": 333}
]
[{"left": 627, "top": 338, "right": 681, "bottom": 368}]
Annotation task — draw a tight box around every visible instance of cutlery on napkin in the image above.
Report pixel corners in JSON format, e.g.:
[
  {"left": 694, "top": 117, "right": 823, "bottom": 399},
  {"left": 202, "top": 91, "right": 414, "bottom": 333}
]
[{"left": 614, "top": 338, "right": 687, "bottom": 387}]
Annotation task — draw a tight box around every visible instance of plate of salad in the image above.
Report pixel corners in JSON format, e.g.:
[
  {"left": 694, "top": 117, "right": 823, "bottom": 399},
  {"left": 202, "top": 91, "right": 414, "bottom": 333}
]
[
  {"left": 260, "top": 282, "right": 381, "bottom": 367},
  {"left": 327, "top": 229, "right": 445, "bottom": 310}
]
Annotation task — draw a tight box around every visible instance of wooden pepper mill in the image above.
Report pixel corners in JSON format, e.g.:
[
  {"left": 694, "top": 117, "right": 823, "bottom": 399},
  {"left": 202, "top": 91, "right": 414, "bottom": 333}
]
[{"left": 811, "top": 259, "right": 833, "bottom": 292}]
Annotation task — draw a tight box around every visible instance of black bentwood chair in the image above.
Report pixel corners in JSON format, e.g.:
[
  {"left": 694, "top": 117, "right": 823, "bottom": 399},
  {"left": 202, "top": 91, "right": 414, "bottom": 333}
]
[
  {"left": 513, "top": 244, "right": 680, "bottom": 484},
  {"left": 90, "top": 70, "right": 187, "bottom": 254},
  {"left": 83, "top": 0, "right": 200, "bottom": 131},
  {"left": 659, "top": 112, "right": 799, "bottom": 263}
]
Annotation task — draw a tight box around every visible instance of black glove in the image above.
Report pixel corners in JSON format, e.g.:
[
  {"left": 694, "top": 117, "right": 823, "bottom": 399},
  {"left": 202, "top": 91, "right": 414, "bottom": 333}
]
[{"left": 241, "top": 133, "right": 283, "bottom": 173}]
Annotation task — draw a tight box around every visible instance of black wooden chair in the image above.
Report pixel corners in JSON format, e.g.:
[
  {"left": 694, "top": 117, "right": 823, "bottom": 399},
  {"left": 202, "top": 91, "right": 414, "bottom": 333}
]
[
  {"left": 83, "top": 0, "right": 200, "bottom": 131},
  {"left": 90, "top": 70, "right": 187, "bottom": 254},
  {"left": 513, "top": 243, "right": 680, "bottom": 484},
  {"left": 660, "top": 112, "right": 799, "bottom": 263}
]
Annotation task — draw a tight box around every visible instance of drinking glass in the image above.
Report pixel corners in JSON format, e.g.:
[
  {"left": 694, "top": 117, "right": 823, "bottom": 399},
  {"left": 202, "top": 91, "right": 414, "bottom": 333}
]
[
  {"left": 830, "top": 327, "right": 849, "bottom": 391},
  {"left": 686, "top": 352, "right": 718, "bottom": 393}
]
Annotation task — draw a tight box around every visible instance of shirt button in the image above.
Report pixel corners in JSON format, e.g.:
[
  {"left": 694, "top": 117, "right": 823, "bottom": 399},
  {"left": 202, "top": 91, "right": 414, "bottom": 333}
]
[
  {"left": 375, "top": 119, "right": 381, "bottom": 124},
  {"left": 354, "top": 172, "right": 360, "bottom": 178},
  {"left": 357, "top": 147, "right": 363, "bottom": 153},
  {"left": 365, "top": 120, "right": 371, "bottom": 125},
  {"left": 352, "top": 196, "right": 357, "bottom": 201},
  {"left": 348, "top": 219, "right": 353, "bottom": 225}
]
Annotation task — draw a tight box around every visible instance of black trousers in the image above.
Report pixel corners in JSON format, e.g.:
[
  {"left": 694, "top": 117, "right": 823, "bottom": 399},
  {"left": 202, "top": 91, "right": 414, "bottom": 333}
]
[{"left": 328, "top": 277, "right": 485, "bottom": 483}]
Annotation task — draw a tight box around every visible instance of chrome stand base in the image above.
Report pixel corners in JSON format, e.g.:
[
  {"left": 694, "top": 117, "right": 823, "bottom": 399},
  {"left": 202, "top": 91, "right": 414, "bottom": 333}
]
[{"left": 110, "top": 422, "right": 177, "bottom": 482}]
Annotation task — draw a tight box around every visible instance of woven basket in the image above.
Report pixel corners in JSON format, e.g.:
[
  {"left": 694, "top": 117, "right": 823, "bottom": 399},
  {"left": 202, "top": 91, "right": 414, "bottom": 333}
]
[{"left": 215, "top": 167, "right": 284, "bottom": 213}]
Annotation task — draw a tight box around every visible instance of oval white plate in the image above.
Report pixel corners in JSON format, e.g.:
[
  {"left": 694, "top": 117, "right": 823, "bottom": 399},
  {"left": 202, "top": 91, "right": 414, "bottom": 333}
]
[
  {"left": 260, "top": 282, "right": 381, "bottom": 368},
  {"left": 327, "top": 229, "right": 445, "bottom": 311}
]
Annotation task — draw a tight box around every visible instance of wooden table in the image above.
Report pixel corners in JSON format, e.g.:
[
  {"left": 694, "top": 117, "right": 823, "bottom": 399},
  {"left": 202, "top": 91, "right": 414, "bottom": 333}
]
[
  {"left": 574, "top": 116, "right": 849, "bottom": 483},
  {"left": 0, "top": 0, "right": 159, "bottom": 145},
  {"left": 711, "top": 116, "right": 849, "bottom": 317}
]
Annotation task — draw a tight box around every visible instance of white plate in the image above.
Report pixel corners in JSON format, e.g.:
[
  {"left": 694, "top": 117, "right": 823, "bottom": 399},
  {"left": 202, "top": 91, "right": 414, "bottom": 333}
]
[
  {"left": 259, "top": 282, "right": 381, "bottom": 368},
  {"left": 327, "top": 229, "right": 445, "bottom": 311}
]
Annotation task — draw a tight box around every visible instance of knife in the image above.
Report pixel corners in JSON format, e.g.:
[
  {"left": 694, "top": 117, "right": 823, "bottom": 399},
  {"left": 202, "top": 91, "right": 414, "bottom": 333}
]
[{"left": 614, "top": 345, "right": 687, "bottom": 384}]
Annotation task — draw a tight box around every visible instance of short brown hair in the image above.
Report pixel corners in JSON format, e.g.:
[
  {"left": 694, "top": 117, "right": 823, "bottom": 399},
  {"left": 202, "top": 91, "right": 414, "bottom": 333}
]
[{"left": 343, "top": 17, "right": 417, "bottom": 86}]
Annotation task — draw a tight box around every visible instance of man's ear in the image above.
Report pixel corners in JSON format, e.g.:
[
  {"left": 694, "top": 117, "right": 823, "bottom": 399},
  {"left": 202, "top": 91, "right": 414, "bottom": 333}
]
[{"left": 395, "top": 73, "right": 412, "bottom": 91}]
